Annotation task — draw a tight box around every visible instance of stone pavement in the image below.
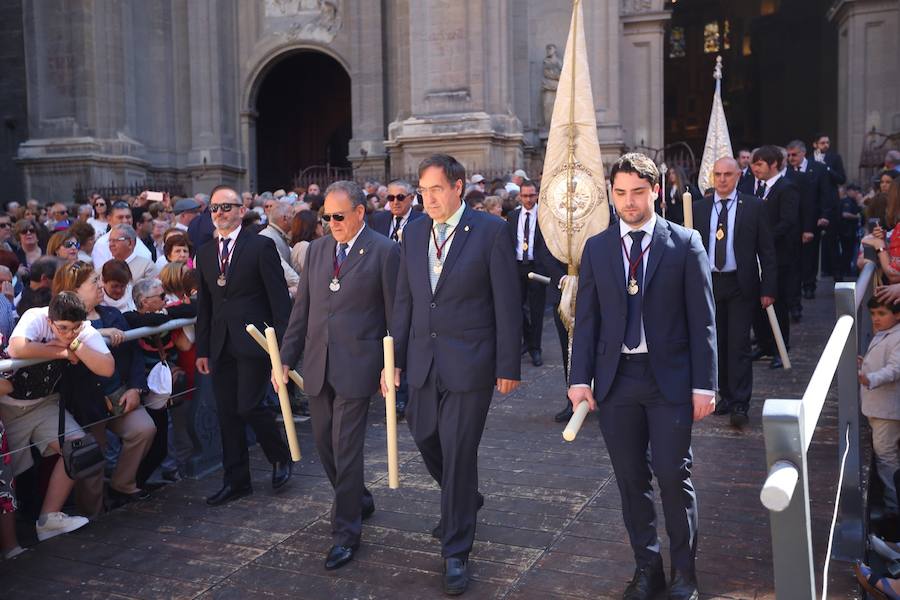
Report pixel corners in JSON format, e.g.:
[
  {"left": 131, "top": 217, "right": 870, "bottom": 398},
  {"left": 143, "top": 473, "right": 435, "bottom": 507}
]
[{"left": 0, "top": 286, "right": 862, "bottom": 599}]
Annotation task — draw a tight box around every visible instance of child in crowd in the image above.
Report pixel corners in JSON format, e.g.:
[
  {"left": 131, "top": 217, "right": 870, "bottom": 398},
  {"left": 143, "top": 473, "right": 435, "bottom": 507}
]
[{"left": 860, "top": 296, "right": 900, "bottom": 516}]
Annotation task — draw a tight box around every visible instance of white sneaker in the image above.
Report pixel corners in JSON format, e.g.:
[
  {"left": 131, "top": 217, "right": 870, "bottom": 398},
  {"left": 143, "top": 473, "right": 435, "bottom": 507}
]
[{"left": 36, "top": 512, "right": 89, "bottom": 542}]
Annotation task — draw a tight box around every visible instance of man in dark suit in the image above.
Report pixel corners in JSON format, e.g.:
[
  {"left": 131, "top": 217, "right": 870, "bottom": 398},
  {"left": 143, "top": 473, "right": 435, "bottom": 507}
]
[
  {"left": 568, "top": 153, "right": 716, "bottom": 600},
  {"left": 386, "top": 154, "right": 521, "bottom": 595},
  {"left": 737, "top": 147, "right": 755, "bottom": 194},
  {"left": 812, "top": 133, "right": 847, "bottom": 279},
  {"left": 750, "top": 146, "right": 801, "bottom": 369},
  {"left": 507, "top": 180, "right": 546, "bottom": 366},
  {"left": 278, "top": 181, "right": 399, "bottom": 570},
  {"left": 695, "top": 157, "right": 777, "bottom": 427},
  {"left": 195, "top": 185, "right": 292, "bottom": 507},
  {"left": 369, "top": 179, "right": 424, "bottom": 242},
  {"left": 785, "top": 140, "right": 837, "bottom": 308},
  {"left": 537, "top": 245, "right": 577, "bottom": 423}
]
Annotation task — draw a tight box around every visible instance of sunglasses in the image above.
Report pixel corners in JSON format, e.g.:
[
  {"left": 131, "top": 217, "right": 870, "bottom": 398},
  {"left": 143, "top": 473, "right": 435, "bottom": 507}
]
[
  {"left": 19, "top": 227, "right": 36, "bottom": 234},
  {"left": 209, "top": 203, "right": 241, "bottom": 213},
  {"left": 0, "top": 223, "right": 10, "bottom": 229},
  {"left": 62, "top": 240, "right": 80, "bottom": 249},
  {"left": 94, "top": 202, "right": 106, "bottom": 207},
  {"left": 321, "top": 212, "right": 352, "bottom": 222},
  {"left": 386, "top": 194, "right": 407, "bottom": 203}
]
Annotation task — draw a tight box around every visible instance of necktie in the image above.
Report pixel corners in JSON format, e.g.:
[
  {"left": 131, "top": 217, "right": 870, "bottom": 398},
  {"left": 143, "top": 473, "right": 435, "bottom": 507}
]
[
  {"left": 336, "top": 243, "right": 348, "bottom": 267},
  {"left": 391, "top": 216, "right": 402, "bottom": 242},
  {"left": 714, "top": 199, "right": 728, "bottom": 271},
  {"left": 522, "top": 212, "right": 531, "bottom": 262},
  {"left": 624, "top": 230, "right": 645, "bottom": 350},
  {"left": 219, "top": 238, "right": 230, "bottom": 275},
  {"left": 429, "top": 223, "right": 448, "bottom": 292},
  {"left": 755, "top": 181, "right": 767, "bottom": 198}
]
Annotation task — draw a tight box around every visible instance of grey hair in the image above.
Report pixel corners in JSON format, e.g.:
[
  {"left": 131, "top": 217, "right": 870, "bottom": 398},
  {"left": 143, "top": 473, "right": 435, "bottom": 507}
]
[
  {"left": 388, "top": 179, "right": 415, "bottom": 195},
  {"left": 77, "top": 204, "right": 93, "bottom": 217},
  {"left": 132, "top": 277, "right": 162, "bottom": 308},
  {"left": 786, "top": 140, "right": 807, "bottom": 152},
  {"left": 325, "top": 180, "right": 365, "bottom": 208},
  {"left": 110, "top": 223, "right": 137, "bottom": 241},
  {"left": 270, "top": 201, "right": 294, "bottom": 220}
]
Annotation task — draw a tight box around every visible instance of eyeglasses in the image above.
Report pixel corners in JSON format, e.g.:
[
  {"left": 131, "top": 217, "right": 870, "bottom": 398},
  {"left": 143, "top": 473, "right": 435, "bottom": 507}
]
[
  {"left": 62, "top": 240, "right": 80, "bottom": 249},
  {"left": 321, "top": 212, "right": 351, "bottom": 222},
  {"left": 0, "top": 223, "right": 11, "bottom": 229},
  {"left": 94, "top": 201, "right": 106, "bottom": 207},
  {"left": 109, "top": 236, "right": 130, "bottom": 243},
  {"left": 53, "top": 209, "right": 68, "bottom": 216},
  {"left": 210, "top": 203, "right": 241, "bottom": 213},
  {"left": 386, "top": 194, "right": 407, "bottom": 203},
  {"left": 50, "top": 322, "right": 79, "bottom": 335},
  {"left": 19, "top": 227, "right": 36, "bottom": 235}
]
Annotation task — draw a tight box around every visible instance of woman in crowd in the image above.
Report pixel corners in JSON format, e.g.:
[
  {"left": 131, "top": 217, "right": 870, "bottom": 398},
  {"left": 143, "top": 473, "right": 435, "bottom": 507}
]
[
  {"left": 13, "top": 219, "right": 42, "bottom": 271},
  {"left": 154, "top": 232, "right": 192, "bottom": 272},
  {"left": 289, "top": 210, "right": 321, "bottom": 274},
  {"left": 0, "top": 401, "right": 24, "bottom": 560},
  {"left": 658, "top": 165, "right": 702, "bottom": 226},
  {"left": 482, "top": 196, "right": 503, "bottom": 218},
  {"left": 88, "top": 197, "right": 109, "bottom": 237},
  {"left": 68, "top": 221, "right": 96, "bottom": 263},
  {"left": 100, "top": 259, "right": 135, "bottom": 312},
  {"left": 46, "top": 231, "right": 80, "bottom": 265},
  {"left": 861, "top": 178, "right": 900, "bottom": 283},
  {"left": 52, "top": 262, "right": 156, "bottom": 512}
]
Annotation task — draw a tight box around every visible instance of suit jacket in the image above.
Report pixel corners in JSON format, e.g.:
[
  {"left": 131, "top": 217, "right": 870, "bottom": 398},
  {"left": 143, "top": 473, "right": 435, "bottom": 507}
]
[
  {"left": 281, "top": 226, "right": 399, "bottom": 398},
  {"left": 786, "top": 161, "right": 837, "bottom": 233},
  {"left": 761, "top": 177, "right": 801, "bottom": 266},
  {"left": 655, "top": 183, "right": 702, "bottom": 226},
  {"left": 506, "top": 207, "right": 547, "bottom": 271},
  {"left": 861, "top": 323, "right": 900, "bottom": 420},
  {"left": 819, "top": 151, "right": 847, "bottom": 187},
  {"left": 128, "top": 255, "right": 158, "bottom": 282},
  {"left": 369, "top": 209, "right": 424, "bottom": 240},
  {"left": 392, "top": 207, "right": 522, "bottom": 392},
  {"left": 196, "top": 227, "right": 291, "bottom": 363},
  {"left": 694, "top": 193, "right": 778, "bottom": 300},
  {"left": 188, "top": 210, "right": 215, "bottom": 253},
  {"left": 569, "top": 219, "right": 717, "bottom": 404},
  {"left": 738, "top": 168, "right": 755, "bottom": 195}
]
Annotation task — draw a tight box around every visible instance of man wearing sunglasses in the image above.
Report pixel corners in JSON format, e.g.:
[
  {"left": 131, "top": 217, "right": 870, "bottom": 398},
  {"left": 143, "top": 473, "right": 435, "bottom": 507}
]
[
  {"left": 91, "top": 200, "right": 152, "bottom": 267},
  {"left": 369, "top": 179, "right": 423, "bottom": 244},
  {"left": 195, "top": 185, "right": 293, "bottom": 507},
  {"left": 278, "top": 180, "right": 399, "bottom": 571}
]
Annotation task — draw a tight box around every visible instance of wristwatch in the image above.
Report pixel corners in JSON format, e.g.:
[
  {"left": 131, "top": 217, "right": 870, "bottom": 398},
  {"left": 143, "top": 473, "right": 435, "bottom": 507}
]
[{"left": 68, "top": 338, "right": 82, "bottom": 352}]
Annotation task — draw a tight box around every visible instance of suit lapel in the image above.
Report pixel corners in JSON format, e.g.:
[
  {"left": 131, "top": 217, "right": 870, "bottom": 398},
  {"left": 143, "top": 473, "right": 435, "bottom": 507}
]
[
  {"left": 337, "top": 227, "right": 373, "bottom": 279},
  {"left": 606, "top": 229, "right": 626, "bottom": 301},
  {"left": 643, "top": 218, "right": 670, "bottom": 290},
  {"left": 434, "top": 208, "right": 474, "bottom": 296},
  {"left": 733, "top": 194, "right": 745, "bottom": 248},
  {"left": 223, "top": 229, "right": 250, "bottom": 291},
  {"left": 695, "top": 197, "right": 712, "bottom": 249}
]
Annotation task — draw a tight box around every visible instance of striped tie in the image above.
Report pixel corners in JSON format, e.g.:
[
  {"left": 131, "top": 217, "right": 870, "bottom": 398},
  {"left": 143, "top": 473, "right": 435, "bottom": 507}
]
[{"left": 429, "top": 223, "right": 448, "bottom": 292}]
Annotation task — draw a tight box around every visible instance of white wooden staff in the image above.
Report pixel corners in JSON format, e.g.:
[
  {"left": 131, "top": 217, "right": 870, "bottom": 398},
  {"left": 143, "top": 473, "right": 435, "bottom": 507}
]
[
  {"left": 527, "top": 272, "right": 552, "bottom": 285},
  {"left": 766, "top": 305, "right": 792, "bottom": 369},
  {"left": 245, "top": 324, "right": 305, "bottom": 389},
  {"left": 563, "top": 401, "right": 590, "bottom": 442},
  {"left": 260, "top": 326, "right": 301, "bottom": 461},
  {"left": 682, "top": 190, "right": 694, "bottom": 229},
  {"left": 382, "top": 336, "right": 400, "bottom": 489}
]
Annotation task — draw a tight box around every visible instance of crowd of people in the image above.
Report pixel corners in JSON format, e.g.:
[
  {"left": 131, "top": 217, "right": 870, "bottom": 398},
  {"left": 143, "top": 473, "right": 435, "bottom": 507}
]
[{"left": 0, "top": 139, "right": 899, "bottom": 597}]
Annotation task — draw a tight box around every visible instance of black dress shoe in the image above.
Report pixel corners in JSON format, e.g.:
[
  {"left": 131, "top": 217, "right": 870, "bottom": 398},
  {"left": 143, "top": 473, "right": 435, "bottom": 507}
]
[
  {"left": 396, "top": 399, "right": 407, "bottom": 421},
  {"left": 362, "top": 501, "right": 375, "bottom": 520},
  {"left": 668, "top": 569, "right": 699, "bottom": 600},
  {"left": 750, "top": 349, "right": 772, "bottom": 362},
  {"left": 729, "top": 405, "right": 749, "bottom": 428},
  {"left": 324, "top": 543, "right": 358, "bottom": 570},
  {"left": 272, "top": 461, "right": 292, "bottom": 490},
  {"left": 529, "top": 349, "right": 543, "bottom": 367},
  {"left": 770, "top": 356, "right": 783, "bottom": 370},
  {"left": 790, "top": 306, "right": 803, "bottom": 323},
  {"left": 206, "top": 483, "right": 252, "bottom": 506},
  {"left": 712, "top": 402, "right": 731, "bottom": 416},
  {"left": 443, "top": 558, "right": 469, "bottom": 595},
  {"left": 623, "top": 561, "right": 665, "bottom": 600},
  {"left": 554, "top": 404, "right": 574, "bottom": 423}
]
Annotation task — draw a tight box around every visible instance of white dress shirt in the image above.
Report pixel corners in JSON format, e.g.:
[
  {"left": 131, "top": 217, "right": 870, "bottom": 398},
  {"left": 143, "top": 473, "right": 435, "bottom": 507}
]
[
  {"left": 707, "top": 192, "right": 738, "bottom": 273},
  {"left": 516, "top": 205, "right": 537, "bottom": 261},
  {"left": 755, "top": 172, "right": 783, "bottom": 200},
  {"left": 92, "top": 228, "right": 152, "bottom": 266},
  {"left": 388, "top": 209, "right": 413, "bottom": 240},
  {"left": 217, "top": 226, "right": 242, "bottom": 271},
  {"left": 335, "top": 224, "right": 366, "bottom": 258}
]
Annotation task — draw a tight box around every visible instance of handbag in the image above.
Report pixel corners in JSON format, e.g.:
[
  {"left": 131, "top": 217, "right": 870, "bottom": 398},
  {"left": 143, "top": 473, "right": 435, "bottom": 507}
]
[
  {"left": 58, "top": 396, "right": 104, "bottom": 480},
  {"left": 147, "top": 336, "right": 187, "bottom": 409}
]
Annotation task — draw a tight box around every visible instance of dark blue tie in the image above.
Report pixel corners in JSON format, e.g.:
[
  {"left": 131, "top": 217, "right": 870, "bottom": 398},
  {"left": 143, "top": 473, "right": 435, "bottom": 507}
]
[
  {"left": 219, "top": 238, "right": 230, "bottom": 275},
  {"left": 336, "top": 243, "right": 348, "bottom": 266},
  {"left": 624, "top": 230, "right": 645, "bottom": 350}
]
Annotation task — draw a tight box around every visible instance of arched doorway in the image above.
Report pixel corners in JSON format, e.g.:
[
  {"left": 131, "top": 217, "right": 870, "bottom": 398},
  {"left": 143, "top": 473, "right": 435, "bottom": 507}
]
[{"left": 254, "top": 51, "right": 352, "bottom": 192}]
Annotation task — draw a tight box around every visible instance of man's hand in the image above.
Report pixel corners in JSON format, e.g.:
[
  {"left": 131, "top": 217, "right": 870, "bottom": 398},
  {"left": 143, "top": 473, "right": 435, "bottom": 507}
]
[
  {"left": 195, "top": 357, "right": 210, "bottom": 375},
  {"left": 496, "top": 378, "right": 519, "bottom": 394},
  {"left": 270, "top": 366, "right": 289, "bottom": 391},
  {"left": 121, "top": 389, "right": 141, "bottom": 413},
  {"left": 859, "top": 371, "right": 870, "bottom": 387},
  {"left": 817, "top": 218, "right": 830, "bottom": 228},
  {"left": 693, "top": 393, "right": 715, "bottom": 421},
  {"left": 875, "top": 283, "right": 900, "bottom": 306},
  {"left": 760, "top": 296, "right": 775, "bottom": 309},
  {"left": 802, "top": 232, "right": 814, "bottom": 244},
  {"left": 380, "top": 367, "right": 401, "bottom": 397},
  {"left": 568, "top": 386, "right": 597, "bottom": 412}
]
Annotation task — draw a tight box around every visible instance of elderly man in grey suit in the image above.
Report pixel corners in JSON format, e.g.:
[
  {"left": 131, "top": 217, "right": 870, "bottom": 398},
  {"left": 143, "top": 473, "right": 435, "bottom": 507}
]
[{"left": 277, "top": 180, "right": 400, "bottom": 571}]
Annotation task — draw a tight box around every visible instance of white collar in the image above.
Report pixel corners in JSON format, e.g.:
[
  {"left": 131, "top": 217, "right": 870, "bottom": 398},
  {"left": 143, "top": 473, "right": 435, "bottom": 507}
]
[
  {"left": 337, "top": 223, "right": 366, "bottom": 252},
  {"left": 715, "top": 189, "right": 737, "bottom": 203},
  {"left": 799, "top": 157, "right": 808, "bottom": 171},
  {"left": 619, "top": 213, "right": 657, "bottom": 240},
  {"left": 762, "top": 172, "right": 783, "bottom": 189},
  {"left": 218, "top": 225, "right": 242, "bottom": 244}
]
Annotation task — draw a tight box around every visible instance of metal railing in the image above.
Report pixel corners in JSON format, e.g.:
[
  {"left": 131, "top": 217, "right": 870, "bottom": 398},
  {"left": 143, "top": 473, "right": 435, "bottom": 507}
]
[{"left": 759, "top": 261, "right": 875, "bottom": 599}]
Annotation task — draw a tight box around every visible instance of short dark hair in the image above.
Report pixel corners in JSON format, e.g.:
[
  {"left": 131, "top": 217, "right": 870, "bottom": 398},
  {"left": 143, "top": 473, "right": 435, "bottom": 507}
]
[
  {"left": 30, "top": 256, "right": 60, "bottom": 284},
  {"left": 418, "top": 154, "right": 466, "bottom": 189},
  {"left": 609, "top": 152, "right": 660, "bottom": 187},
  {"left": 814, "top": 132, "right": 830, "bottom": 142},
  {"left": 210, "top": 184, "right": 238, "bottom": 199},
  {"left": 868, "top": 295, "right": 900, "bottom": 313},
  {"left": 752, "top": 145, "right": 784, "bottom": 170},
  {"left": 519, "top": 179, "right": 538, "bottom": 192},
  {"left": 325, "top": 181, "right": 365, "bottom": 208},
  {"left": 48, "top": 291, "right": 87, "bottom": 322},
  {"left": 101, "top": 259, "right": 132, "bottom": 285},
  {"left": 846, "top": 182, "right": 862, "bottom": 192}
]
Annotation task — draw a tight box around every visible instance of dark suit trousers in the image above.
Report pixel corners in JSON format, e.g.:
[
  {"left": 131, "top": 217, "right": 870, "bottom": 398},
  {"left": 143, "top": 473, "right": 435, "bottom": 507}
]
[
  {"left": 712, "top": 273, "right": 755, "bottom": 409},
  {"left": 310, "top": 382, "right": 374, "bottom": 547},
  {"left": 598, "top": 354, "right": 697, "bottom": 572},
  {"left": 755, "top": 264, "right": 792, "bottom": 354},
  {"left": 553, "top": 308, "right": 569, "bottom": 381},
  {"left": 407, "top": 365, "right": 493, "bottom": 560},
  {"left": 518, "top": 261, "right": 546, "bottom": 351},
  {"left": 211, "top": 341, "right": 290, "bottom": 488},
  {"left": 801, "top": 231, "right": 821, "bottom": 291}
]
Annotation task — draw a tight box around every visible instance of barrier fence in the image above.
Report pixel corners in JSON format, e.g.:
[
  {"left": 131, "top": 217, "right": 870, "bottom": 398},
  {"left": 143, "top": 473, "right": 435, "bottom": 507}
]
[{"left": 760, "top": 261, "right": 876, "bottom": 599}]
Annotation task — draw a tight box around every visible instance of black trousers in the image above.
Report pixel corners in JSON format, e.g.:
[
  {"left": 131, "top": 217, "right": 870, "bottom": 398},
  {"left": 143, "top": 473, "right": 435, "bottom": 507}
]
[
  {"left": 712, "top": 273, "right": 755, "bottom": 410},
  {"left": 801, "top": 231, "right": 821, "bottom": 291},
  {"left": 755, "top": 264, "right": 793, "bottom": 354},
  {"left": 598, "top": 354, "right": 697, "bottom": 572},
  {"left": 553, "top": 306, "right": 569, "bottom": 382},
  {"left": 211, "top": 345, "right": 290, "bottom": 488},
  {"left": 518, "top": 261, "right": 546, "bottom": 352},
  {"left": 136, "top": 405, "right": 168, "bottom": 488},
  {"left": 838, "top": 232, "right": 859, "bottom": 280},
  {"left": 407, "top": 365, "right": 493, "bottom": 560},
  {"left": 310, "top": 382, "right": 373, "bottom": 547},
  {"left": 821, "top": 225, "right": 839, "bottom": 276}
]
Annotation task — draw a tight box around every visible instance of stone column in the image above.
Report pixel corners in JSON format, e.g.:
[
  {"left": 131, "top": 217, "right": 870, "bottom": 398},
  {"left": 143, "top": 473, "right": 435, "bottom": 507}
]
[
  {"left": 386, "top": 0, "right": 523, "bottom": 175},
  {"left": 828, "top": 0, "right": 900, "bottom": 181},
  {"left": 588, "top": 0, "right": 626, "bottom": 161},
  {"left": 347, "top": 0, "right": 388, "bottom": 179},
  {"left": 619, "top": 0, "right": 670, "bottom": 154}
]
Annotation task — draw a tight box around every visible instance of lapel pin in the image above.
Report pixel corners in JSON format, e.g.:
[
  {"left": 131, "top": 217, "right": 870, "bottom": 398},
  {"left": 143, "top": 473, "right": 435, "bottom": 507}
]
[
  {"left": 359, "top": 248, "right": 365, "bottom": 255},
  {"left": 464, "top": 225, "right": 470, "bottom": 232}
]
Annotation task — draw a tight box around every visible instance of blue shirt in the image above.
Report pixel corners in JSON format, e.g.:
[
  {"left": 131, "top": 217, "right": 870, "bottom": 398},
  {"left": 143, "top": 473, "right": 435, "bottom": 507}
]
[{"left": 707, "top": 193, "right": 738, "bottom": 273}]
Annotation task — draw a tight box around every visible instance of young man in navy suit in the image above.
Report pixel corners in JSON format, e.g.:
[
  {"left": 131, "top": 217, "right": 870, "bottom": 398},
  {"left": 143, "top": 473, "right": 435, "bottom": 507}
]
[
  {"left": 386, "top": 154, "right": 521, "bottom": 595},
  {"left": 568, "top": 153, "right": 717, "bottom": 600}
]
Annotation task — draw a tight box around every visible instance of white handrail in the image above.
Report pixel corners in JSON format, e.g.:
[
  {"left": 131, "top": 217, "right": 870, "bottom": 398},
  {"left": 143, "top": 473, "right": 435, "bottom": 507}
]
[{"left": 800, "top": 315, "right": 853, "bottom": 451}]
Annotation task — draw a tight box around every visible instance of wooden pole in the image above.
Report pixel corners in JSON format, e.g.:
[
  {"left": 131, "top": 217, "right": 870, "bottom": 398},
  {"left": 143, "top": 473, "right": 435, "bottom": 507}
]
[
  {"left": 263, "top": 327, "right": 301, "bottom": 462},
  {"left": 382, "top": 337, "right": 400, "bottom": 489}
]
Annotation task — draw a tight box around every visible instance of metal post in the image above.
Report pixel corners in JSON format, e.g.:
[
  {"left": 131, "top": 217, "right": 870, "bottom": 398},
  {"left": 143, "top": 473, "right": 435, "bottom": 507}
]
[
  {"left": 833, "top": 282, "right": 864, "bottom": 561},
  {"left": 762, "top": 399, "right": 816, "bottom": 600}
]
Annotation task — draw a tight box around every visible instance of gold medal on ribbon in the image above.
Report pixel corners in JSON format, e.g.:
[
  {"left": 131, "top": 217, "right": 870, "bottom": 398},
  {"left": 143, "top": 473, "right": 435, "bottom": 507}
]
[
  {"left": 715, "top": 227, "right": 725, "bottom": 241},
  {"left": 627, "top": 278, "right": 639, "bottom": 296}
]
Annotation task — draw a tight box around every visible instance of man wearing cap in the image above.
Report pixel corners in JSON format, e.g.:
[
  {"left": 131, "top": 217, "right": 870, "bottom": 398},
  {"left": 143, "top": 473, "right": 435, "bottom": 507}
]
[
  {"left": 506, "top": 169, "right": 528, "bottom": 193},
  {"left": 470, "top": 174, "right": 487, "bottom": 193},
  {"left": 173, "top": 198, "right": 202, "bottom": 232}
]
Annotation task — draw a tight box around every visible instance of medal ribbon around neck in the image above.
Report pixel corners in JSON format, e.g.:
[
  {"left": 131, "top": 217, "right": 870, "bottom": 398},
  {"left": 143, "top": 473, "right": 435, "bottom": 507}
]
[
  {"left": 620, "top": 235, "right": 652, "bottom": 293},
  {"left": 219, "top": 237, "right": 237, "bottom": 282},
  {"left": 431, "top": 223, "right": 459, "bottom": 263}
]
